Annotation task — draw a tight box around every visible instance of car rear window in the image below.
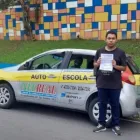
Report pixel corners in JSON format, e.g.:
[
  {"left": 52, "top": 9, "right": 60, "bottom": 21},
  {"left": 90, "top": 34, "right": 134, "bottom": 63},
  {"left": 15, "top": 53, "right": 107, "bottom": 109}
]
[{"left": 127, "top": 56, "right": 140, "bottom": 74}]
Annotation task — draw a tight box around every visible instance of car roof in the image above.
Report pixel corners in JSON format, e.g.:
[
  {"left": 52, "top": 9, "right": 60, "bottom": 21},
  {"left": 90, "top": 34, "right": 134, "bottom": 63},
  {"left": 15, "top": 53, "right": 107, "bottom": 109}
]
[
  {"left": 21, "top": 48, "right": 97, "bottom": 64},
  {"left": 49, "top": 48, "right": 131, "bottom": 57},
  {"left": 36, "top": 48, "right": 131, "bottom": 58},
  {"left": 21, "top": 48, "right": 131, "bottom": 66},
  {"left": 44, "top": 48, "right": 97, "bottom": 56},
  {"left": 27, "top": 48, "right": 132, "bottom": 61}
]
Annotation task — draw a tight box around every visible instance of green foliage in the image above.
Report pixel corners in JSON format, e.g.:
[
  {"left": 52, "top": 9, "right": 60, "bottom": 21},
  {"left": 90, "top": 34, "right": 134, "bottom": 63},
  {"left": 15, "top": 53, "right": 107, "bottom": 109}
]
[{"left": 0, "top": 0, "right": 17, "bottom": 10}]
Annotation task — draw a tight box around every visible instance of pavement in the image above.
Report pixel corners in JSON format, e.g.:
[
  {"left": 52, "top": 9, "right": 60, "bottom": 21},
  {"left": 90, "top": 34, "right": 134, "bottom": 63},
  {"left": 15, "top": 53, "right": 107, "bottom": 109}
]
[{"left": 0, "top": 102, "right": 140, "bottom": 140}]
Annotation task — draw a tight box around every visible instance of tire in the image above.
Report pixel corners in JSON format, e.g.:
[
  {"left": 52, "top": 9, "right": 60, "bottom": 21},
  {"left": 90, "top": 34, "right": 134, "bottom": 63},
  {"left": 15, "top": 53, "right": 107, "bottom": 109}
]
[
  {"left": 0, "top": 83, "right": 16, "bottom": 109},
  {"left": 88, "top": 97, "right": 112, "bottom": 126}
]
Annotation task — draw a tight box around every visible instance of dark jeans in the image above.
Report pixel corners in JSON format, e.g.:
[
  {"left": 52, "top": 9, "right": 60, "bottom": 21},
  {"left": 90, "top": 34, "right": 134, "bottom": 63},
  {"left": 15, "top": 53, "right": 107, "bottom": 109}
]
[{"left": 98, "top": 88, "right": 121, "bottom": 127}]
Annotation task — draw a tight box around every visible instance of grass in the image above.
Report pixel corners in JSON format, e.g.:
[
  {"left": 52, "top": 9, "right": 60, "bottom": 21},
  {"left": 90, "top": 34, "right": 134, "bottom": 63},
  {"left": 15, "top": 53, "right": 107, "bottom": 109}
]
[{"left": 0, "top": 39, "right": 140, "bottom": 67}]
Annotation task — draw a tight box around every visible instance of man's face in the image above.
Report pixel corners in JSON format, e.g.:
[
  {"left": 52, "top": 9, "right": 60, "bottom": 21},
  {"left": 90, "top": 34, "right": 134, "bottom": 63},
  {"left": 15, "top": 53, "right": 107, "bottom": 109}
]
[{"left": 105, "top": 34, "right": 117, "bottom": 48}]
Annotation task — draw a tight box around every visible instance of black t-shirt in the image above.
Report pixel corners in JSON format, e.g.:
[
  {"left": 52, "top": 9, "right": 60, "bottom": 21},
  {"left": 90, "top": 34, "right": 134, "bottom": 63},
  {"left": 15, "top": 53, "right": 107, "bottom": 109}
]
[{"left": 94, "top": 47, "right": 127, "bottom": 89}]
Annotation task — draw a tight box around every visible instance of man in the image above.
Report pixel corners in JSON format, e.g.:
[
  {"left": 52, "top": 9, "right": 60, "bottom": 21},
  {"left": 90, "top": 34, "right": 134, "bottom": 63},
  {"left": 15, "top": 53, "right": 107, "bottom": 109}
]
[
  {"left": 71, "top": 56, "right": 83, "bottom": 68},
  {"left": 93, "top": 30, "right": 127, "bottom": 136}
]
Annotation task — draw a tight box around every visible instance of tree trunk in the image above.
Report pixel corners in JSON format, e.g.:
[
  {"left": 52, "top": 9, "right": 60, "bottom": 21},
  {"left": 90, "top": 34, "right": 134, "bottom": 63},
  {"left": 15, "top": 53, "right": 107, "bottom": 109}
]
[{"left": 19, "top": 0, "right": 35, "bottom": 40}]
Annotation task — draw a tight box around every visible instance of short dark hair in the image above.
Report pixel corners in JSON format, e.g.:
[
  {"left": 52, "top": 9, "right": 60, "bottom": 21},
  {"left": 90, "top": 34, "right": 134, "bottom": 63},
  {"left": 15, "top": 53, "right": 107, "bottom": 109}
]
[{"left": 106, "top": 30, "right": 117, "bottom": 38}]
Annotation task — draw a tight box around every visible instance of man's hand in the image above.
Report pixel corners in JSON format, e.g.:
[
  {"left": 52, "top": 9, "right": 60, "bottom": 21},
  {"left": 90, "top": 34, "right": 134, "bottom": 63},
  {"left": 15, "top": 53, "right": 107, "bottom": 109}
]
[
  {"left": 112, "top": 60, "right": 116, "bottom": 67},
  {"left": 112, "top": 60, "right": 126, "bottom": 71},
  {"left": 97, "top": 57, "right": 101, "bottom": 66},
  {"left": 94, "top": 57, "right": 101, "bottom": 67}
]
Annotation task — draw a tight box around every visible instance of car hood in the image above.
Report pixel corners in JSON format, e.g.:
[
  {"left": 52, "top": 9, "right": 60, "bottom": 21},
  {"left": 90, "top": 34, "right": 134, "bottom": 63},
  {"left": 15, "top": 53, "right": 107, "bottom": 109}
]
[
  {"left": 1, "top": 65, "right": 20, "bottom": 72},
  {"left": 0, "top": 65, "right": 21, "bottom": 81}
]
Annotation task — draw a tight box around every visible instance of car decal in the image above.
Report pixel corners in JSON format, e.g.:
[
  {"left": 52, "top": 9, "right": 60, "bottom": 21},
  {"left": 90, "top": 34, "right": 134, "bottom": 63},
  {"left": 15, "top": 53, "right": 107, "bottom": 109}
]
[
  {"left": 59, "top": 72, "right": 96, "bottom": 84},
  {"left": 0, "top": 70, "right": 60, "bottom": 82},
  {"left": 2, "top": 70, "right": 139, "bottom": 86},
  {"left": 0, "top": 70, "right": 96, "bottom": 84},
  {"left": 134, "top": 75, "right": 140, "bottom": 86},
  {"left": 20, "top": 82, "right": 57, "bottom": 100}
]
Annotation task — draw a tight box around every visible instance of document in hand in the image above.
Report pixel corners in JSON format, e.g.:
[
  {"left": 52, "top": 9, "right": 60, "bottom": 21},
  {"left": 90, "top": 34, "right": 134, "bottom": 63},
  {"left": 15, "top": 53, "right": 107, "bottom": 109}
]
[{"left": 99, "top": 54, "right": 114, "bottom": 71}]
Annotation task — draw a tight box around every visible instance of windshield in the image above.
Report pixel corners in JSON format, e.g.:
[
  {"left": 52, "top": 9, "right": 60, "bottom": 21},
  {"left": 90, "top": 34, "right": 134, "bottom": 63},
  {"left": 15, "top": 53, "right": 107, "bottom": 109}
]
[{"left": 127, "top": 56, "right": 140, "bottom": 74}]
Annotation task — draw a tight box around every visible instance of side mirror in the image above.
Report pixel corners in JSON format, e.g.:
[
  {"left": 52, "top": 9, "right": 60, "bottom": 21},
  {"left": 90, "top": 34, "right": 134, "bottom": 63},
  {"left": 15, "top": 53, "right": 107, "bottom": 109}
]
[{"left": 24, "top": 62, "right": 30, "bottom": 69}]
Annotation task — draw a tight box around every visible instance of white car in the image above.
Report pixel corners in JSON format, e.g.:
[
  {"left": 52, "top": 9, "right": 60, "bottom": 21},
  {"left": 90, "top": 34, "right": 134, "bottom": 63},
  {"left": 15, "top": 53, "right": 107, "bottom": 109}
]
[{"left": 0, "top": 49, "right": 140, "bottom": 125}]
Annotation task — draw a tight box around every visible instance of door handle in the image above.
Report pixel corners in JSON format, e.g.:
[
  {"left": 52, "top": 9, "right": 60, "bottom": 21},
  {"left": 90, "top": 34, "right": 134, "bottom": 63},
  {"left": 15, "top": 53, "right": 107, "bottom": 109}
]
[
  {"left": 88, "top": 76, "right": 96, "bottom": 80},
  {"left": 48, "top": 74, "right": 57, "bottom": 78}
]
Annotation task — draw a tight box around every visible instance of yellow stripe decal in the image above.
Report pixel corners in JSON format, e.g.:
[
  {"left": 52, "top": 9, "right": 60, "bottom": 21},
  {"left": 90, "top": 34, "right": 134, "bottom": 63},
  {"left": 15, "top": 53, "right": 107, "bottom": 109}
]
[
  {"left": 134, "top": 75, "right": 140, "bottom": 86},
  {"left": 0, "top": 70, "right": 96, "bottom": 84}
]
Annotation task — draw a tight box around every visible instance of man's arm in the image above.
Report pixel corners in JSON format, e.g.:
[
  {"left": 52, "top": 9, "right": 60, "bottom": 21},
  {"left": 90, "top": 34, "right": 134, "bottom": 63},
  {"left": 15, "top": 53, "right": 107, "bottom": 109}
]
[
  {"left": 113, "top": 64, "right": 126, "bottom": 71},
  {"left": 93, "top": 50, "right": 101, "bottom": 68},
  {"left": 113, "top": 51, "right": 127, "bottom": 71},
  {"left": 94, "top": 57, "right": 101, "bottom": 68},
  {"left": 94, "top": 62, "right": 99, "bottom": 68}
]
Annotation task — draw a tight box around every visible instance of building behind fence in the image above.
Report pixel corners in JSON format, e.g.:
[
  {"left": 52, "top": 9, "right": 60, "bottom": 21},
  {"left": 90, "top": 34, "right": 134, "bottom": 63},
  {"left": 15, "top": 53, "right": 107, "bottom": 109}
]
[{"left": 0, "top": 0, "right": 140, "bottom": 40}]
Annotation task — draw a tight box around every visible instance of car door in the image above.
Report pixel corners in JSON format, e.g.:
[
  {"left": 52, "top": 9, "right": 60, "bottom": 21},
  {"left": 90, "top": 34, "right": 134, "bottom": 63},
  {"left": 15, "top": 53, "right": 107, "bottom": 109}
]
[
  {"left": 16, "top": 51, "right": 67, "bottom": 106},
  {"left": 57, "top": 53, "right": 97, "bottom": 109}
]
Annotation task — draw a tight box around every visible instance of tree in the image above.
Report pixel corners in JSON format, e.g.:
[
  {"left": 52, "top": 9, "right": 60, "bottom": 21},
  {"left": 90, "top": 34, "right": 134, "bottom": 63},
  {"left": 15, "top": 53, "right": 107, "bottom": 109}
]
[{"left": 0, "top": 0, "right": 17, "bottom": 10}]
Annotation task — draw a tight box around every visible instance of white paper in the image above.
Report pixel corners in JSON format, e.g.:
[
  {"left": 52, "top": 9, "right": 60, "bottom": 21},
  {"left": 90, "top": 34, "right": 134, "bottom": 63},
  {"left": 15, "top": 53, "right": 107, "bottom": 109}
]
[{"left": 99, "top": 54, "right": 113, "bottom": 71}]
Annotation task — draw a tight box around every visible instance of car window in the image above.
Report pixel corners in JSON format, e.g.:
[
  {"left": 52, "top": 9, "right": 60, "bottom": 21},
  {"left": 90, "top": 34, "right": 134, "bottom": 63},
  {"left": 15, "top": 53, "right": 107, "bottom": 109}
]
[
  {"left": 68, "top": 58, "right": 87, "bottom": 69},
  {"left": 68, "top": 54, "right": 94, "bottom": 69},
  {"left": 30, "top": 53, "right": 65, "bottom": 70},
  {"left": 127, "top": 56, "right": 140, "bottom": 74}
]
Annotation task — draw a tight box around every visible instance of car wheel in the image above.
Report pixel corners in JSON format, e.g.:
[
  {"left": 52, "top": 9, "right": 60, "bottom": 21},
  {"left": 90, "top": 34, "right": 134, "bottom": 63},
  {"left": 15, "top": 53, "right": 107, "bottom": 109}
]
[
  {"left": 88, "top": 97, "right": 112, "bottom": 126},
  {"left": 0, "top": 83, "right": 16, "bottom": 109}
]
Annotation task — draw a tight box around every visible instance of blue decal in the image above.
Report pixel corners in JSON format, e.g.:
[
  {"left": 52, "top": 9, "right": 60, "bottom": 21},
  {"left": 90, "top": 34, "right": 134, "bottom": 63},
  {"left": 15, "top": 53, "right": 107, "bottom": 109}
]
[
  {"left": 21, "top": 91, "right": 57, "bottom": 98},
  {"left": 61, "top": 93, "right": 66, "bottom": 97}
]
